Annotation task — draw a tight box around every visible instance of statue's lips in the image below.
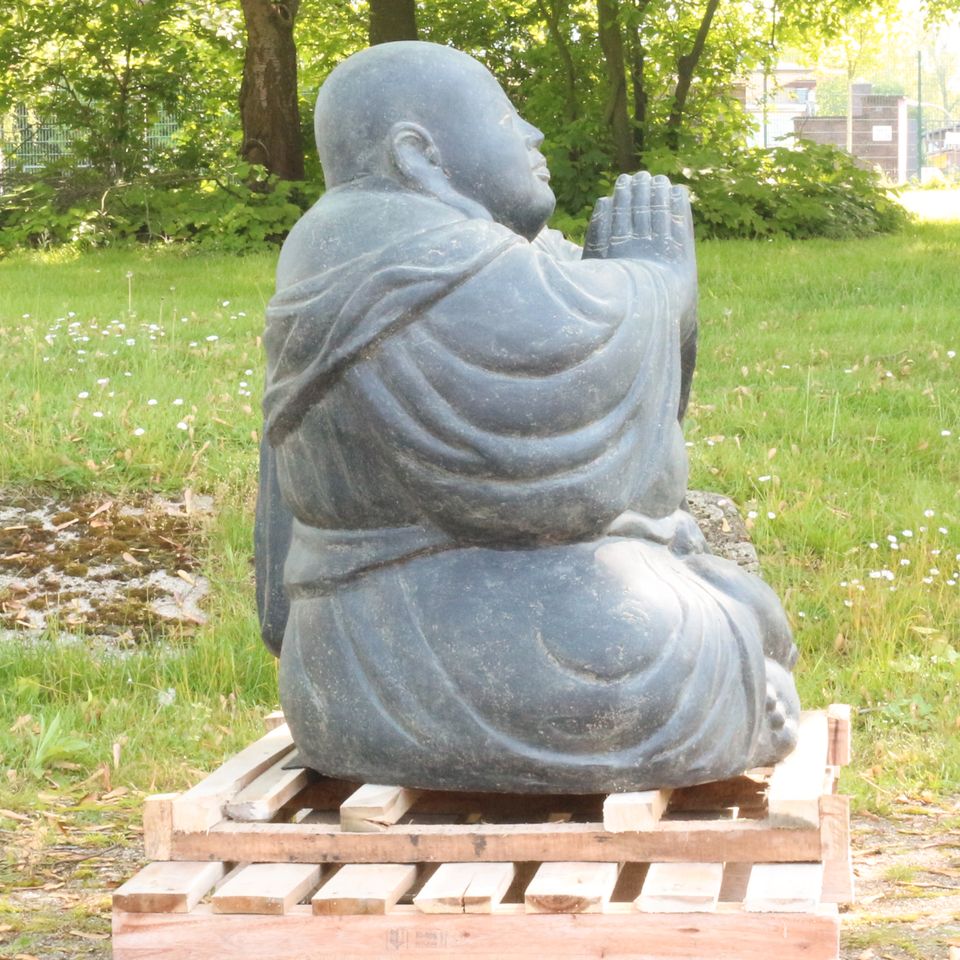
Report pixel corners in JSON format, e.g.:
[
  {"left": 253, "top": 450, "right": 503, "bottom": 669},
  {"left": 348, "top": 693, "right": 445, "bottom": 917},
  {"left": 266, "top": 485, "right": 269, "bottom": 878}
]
[{"left": 531, "top": 158, "right": 550, "bottom": 182}]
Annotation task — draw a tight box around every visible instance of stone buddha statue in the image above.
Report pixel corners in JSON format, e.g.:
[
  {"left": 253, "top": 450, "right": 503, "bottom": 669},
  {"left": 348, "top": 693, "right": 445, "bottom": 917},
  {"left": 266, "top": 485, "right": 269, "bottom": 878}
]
[{"left": 255, "top": 41, "right": 801, "bottom": 793}]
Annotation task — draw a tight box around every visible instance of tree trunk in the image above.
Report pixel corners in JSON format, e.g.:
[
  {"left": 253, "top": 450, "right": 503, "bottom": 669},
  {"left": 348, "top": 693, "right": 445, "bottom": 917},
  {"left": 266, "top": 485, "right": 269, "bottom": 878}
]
[
  {"left": 627, "top": 1, "right": 651, "bottom": 157},
  {"left": 239, "top": 0, "right": 304, "bottom": 181},
  {"left": 597, "top": 0, "right": 636, "bottom": 173},
  {"left": 538, "top": 0, "right": 578, "bottom": 123},
  {"left": 368, "top": 0, "right": 418, "bottom": 45},
  {"left": 665, "top": 0, "right": 720, "bottom": 152}
]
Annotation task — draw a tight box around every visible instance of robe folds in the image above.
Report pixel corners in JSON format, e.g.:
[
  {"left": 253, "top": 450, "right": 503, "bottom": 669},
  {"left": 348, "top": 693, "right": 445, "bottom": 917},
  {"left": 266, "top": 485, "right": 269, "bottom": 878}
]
[{"left": 260, "top": 182, "right": 799, "bottom": 792}]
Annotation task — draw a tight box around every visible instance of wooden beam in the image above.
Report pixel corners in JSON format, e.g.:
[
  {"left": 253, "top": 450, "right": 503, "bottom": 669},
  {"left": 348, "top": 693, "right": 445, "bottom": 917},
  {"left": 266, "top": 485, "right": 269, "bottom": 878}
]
[
  {"left": 112, "top": 861, "right": 227, "bottom": 914},
  {"left": 767, "top": 711, "right": 829, "bottom": 827},
  {"left": 212, "top": 863, "right": 322, "bottom": 915},
  {"left": 143, "top": 793, "right": 177, "bottom": 861},
  {"left": 263, "top": 710, "right": 286, "bottom": 732},
  {"left": 820, "top": 793, "right": 855, "bottom": 904},
  {"left": 225, "top": 752, "right": 314, "bottom": 822},
  {"left": 114, "top": 903, "right": 842, "bottom": 959},
  {"left": 744, "top": 863, "right": 824, "bottom": 913},
  {"left": 171, "top": 724, "right": 295, "bottom": 833},
  {"left": 340, "top": 784, "right": 421, "bottom": 833},
  {"left": 524, "top": 862, "right": 620, "bottom": 914},
  {"left": 170, "top": 816, "right": 823, "bottom": 865},
  {"left": 635, "top": 862, "right": 724, "bottom": 912},
  {"left": 312, "top": 863, "right": 418, "bottom": 915},
  {"left": 826, "top": 704, "right": 852, "bottom": 767},
  {"left": 602, "top": 789, "right": 672, "bottom": 832},
  {"left": 414, "top": 862, "right": 514, "bottom": 914}
]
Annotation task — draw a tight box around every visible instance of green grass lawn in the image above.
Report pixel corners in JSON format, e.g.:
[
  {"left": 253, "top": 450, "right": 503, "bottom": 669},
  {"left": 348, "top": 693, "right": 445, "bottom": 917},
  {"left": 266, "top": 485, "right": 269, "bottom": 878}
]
[{"left": 0, "top": 224, "right": 958, "bottom": 816}]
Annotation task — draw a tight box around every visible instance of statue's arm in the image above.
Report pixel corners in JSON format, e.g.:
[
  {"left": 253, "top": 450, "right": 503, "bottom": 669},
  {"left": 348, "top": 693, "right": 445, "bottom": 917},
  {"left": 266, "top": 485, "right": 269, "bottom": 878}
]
[{"left": 582, "top": 172, "right": 697, "bottom": 420}]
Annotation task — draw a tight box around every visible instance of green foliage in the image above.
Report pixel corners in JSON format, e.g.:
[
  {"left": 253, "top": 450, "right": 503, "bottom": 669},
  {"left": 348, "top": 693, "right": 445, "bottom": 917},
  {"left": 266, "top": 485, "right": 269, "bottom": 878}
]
[
  {"left": 25, "top": 713, "right": 90, "bottom": 778},
  {"left": 645, "top": 141, "right": 909, "bottom": 240},
  {"left": 0, "top": 161, "right": 320, "bottom": 253},
  {"left": 0, "top": 0, "right": 242, "bottom": 179}
]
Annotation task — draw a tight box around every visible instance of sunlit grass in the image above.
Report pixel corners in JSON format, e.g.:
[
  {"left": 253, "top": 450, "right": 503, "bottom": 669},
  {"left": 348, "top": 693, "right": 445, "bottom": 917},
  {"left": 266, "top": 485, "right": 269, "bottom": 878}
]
[{"left": 0, "top": 225, "right": 957, "bottom": 812}]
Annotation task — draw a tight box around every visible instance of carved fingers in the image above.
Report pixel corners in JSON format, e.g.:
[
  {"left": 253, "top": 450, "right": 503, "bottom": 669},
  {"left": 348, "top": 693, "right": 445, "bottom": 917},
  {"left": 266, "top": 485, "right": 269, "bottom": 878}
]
[
  {"left": 581, "top": 171, "right": 695, "bottom": 269},
  {"left": 583, "top": 195, "right": 612, "bottom": 259}
]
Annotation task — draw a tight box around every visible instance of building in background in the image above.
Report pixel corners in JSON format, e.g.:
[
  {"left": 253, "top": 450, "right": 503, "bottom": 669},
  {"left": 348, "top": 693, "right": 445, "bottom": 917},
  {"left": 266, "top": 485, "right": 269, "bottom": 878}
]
[
  {"left": 794, "top": 84, "right": 909, "bottom": 183},
  {"left": 735, "top": 72, "right": 920, "bottom": 184}
]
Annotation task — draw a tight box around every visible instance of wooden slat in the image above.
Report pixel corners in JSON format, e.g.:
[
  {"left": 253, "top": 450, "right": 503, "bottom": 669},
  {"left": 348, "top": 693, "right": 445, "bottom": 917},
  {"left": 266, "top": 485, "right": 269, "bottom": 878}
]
[
  {"left": 311, "top": 863, "right": 417, "bottom": 915},
  {"left": 744, "top": 863, "right": 824, "bottom": 913},
  {"left": 602, "top": 789, "right": 672, "bottom": 832},
  {"left": 670, "top": 775, "right": 766, "bottom": 816},
  {"left": 524, "top": 862, "right": 620, "bottom": 914},
  {"left": 172, "top": 724, "right": 295, "bottom": 833},
  {"left": 212, "top": 863, "right": 321, "bottom": 915},
  {"left": 767, "top": 711, "right": 829, "bottom": 827},
  {"left": 225, "top": 751, "right": 314, "bottom": 822},
  {"left": 143, "top": 793, "right": 177, "bottom": 861},
  {"left": 263, "top": 710, "right": 286, "bottom": 732},
  {"left": 112, "top": 861, "right": 226, "bottom": 914},
  {"left": 170, "top": 816, "right": 823, "bottom": 865},
  {"left": 827, "top": 703, "right": 852, "bottom": 767},
  {"left": 340, "top": 784, "right": 421, "bottom": 833},
  {"left": 820, "top": 793, "right": 855, "bottom": 904},
  {"left": 718, "top": 862, "right": 753, "bottom": 903},
  {"left": 635, "top": 862, "right": 724, "bottom": 913},
  {"left": 113, "top": 903, "right": 842, "bottom": 960},
  {"left": 414, "top": 862, "right": 514, "bottom": 914}
]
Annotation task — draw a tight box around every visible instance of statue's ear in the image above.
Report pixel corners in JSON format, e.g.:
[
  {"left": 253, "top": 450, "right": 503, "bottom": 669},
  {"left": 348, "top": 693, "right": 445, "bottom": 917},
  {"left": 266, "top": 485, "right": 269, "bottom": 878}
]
[{"left": 388, "top": 121, "right": 443, "bottom": 187}]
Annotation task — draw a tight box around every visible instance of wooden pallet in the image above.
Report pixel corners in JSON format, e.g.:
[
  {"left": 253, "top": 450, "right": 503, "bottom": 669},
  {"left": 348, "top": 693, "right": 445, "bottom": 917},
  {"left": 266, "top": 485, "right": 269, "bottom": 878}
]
[{"left": 113, "top": 705, "right": 853, "bottom": 959}]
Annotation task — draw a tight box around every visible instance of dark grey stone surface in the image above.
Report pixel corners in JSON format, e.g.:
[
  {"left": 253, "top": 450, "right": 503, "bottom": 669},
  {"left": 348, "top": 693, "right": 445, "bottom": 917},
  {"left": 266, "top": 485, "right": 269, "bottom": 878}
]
[{"left": 255, "top": 41, "right": 801, "bottom": 793}]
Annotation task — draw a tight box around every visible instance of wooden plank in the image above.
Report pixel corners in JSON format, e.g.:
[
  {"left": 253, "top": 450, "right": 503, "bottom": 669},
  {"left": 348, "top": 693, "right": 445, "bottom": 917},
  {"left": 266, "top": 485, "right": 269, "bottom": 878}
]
[
  {"left": 827, "top": 704, "right": 852, "bottom": 767},
  {"left": 297, "top": 782, "right": 604, "bottom": 820},
  {"left": 113, "top": 903, "right": 842, "bottom": 960},
  {"left": 340, "top": 784, "right": 421, "bottom": 833},
  {"left": 820, "top": 793, "right": 854, "bottom": 904},
  {"left": 602, "top": 789, "right": 672, "bottom": 832},
  {"left": 635, "top": 862, "right": 724, "bottom": 913},
  {"left": 744, "top": 863, "right": 824, "bottom": 913},
  {"left": 263, "top": 710, "right": 285, "bottom": 732},
  {"left": 171, "top": 724, "right": 295, "bottom": 833},
  {"left": 212, "top": 862, "right": 321, "bottom": 915},
  {"left": 524, "top": 862, "right": 620, "bottom": 914},
  {"left": 767, "top": 710, "right": 829, "bottom": 827},
  {"left": 112, "top": 861, "right": 227, "bottom": 914},
  {"left": 225, "top": 752, "right": 314, "bottom": 822},
  {"left": 718, "top": 862, "right": 753, "bottom": 903},
  {"left": 670, "top": 775, "right": 766, "bottom": 816},
  {"left": 312, "top": 864, "right": 417, "bottom": 915},
  {"left": 170, "top": 816, "right": 823, "bottom": 865},
  {"left": 143, "top": 793, "right": 177, "bottom": 861},
  {"left": 414, "top": 863, "right": 515, "bottom": 914}
]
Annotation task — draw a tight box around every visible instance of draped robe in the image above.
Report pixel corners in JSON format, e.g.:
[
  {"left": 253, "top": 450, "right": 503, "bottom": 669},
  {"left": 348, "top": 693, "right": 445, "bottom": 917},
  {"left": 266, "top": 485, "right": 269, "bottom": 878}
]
[{"left": 258, "top": 181, "right": 798, "bottom": 792}]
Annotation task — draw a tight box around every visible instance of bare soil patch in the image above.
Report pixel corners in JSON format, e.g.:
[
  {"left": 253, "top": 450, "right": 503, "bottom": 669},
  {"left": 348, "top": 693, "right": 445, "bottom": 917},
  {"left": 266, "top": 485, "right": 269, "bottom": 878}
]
[{"left": 0, "top": 493, "right": 211, "bottom": 644}]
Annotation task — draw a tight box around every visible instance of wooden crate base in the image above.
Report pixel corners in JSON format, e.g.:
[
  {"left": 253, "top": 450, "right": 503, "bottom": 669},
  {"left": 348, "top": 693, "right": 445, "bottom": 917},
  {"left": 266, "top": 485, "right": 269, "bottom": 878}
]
[
  {"left": 114, "top": 902, "right": 840, "bottom": 960},
  {"left": 113, "top": 706, "right": 853, "bottom": 960}
]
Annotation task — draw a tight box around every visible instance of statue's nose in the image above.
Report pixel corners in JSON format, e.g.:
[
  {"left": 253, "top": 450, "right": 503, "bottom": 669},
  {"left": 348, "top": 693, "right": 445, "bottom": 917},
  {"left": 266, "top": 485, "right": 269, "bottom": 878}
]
[{"left": 519, "top": 117, "right": 544, "bottom": 149}]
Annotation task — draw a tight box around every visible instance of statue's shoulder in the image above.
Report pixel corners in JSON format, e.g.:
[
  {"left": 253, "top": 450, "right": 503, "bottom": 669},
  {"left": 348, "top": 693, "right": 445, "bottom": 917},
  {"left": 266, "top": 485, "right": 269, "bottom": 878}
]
[{"left": 276, "top": 185, "right": 469, "bottom": 291}]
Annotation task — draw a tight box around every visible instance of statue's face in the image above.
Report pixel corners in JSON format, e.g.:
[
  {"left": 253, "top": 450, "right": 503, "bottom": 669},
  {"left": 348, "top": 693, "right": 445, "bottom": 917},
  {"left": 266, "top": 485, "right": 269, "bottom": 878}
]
[{"left": 435, "top": 73, "right": 556, "bottom": 240}]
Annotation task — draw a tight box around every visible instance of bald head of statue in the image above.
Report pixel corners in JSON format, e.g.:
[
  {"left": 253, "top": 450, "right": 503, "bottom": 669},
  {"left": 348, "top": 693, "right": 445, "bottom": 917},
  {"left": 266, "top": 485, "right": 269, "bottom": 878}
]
[{"left": 314, "top": 42, "right": 556, "bottom": 241}]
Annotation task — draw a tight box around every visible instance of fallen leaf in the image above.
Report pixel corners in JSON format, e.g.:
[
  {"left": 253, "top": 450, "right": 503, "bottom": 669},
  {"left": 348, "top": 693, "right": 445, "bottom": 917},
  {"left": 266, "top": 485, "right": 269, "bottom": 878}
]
[
  {"left": 121, "top": 551, "right": 143, "bottom": 567},
  {"left": 87, "top": 501, "right": 114, "bottom": 521},
  {"left": 176, "top": 570, "right": 195, "bottom": 586},
  {"left": 69, "top": 930, "right": 110, "bottom": 941},
  {"left": 0, "top": 808, "right": 31, "bottom": 822}
]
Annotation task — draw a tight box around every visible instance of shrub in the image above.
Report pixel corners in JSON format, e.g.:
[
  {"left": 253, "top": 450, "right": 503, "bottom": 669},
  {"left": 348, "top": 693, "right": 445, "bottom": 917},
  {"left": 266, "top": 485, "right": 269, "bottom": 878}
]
[
  {"left": 0, "top": 160, "right": 321, "bottom": 254},
  {"left": 644, "top": 141, "right": 909, "bottom": 240}
]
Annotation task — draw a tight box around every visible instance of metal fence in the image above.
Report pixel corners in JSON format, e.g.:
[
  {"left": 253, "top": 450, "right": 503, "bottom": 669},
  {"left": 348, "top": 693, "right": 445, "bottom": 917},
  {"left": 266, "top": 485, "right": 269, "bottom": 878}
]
[{"left": 0, "top": 105, "right": 182, "bottom": 179}]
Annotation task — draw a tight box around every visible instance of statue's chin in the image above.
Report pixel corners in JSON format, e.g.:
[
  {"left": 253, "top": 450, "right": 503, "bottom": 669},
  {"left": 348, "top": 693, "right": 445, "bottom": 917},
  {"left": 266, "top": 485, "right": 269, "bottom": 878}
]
[{"left": 508, "top": 191, "right": 556, "bottom": 242}]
